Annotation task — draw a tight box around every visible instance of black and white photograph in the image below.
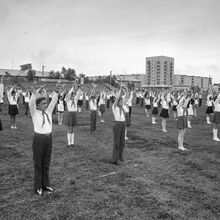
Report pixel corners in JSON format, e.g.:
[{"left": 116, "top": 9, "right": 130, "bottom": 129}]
[{"left": 0, "top": 0, "right": 220, "bottom": 219}]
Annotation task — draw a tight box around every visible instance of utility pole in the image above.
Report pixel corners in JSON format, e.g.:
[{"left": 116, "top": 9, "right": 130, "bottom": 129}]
[
  {"left": 42, "top": 65, "right": 45, "bottom": 78},
  {"left": 110, "top": 70, "right": 112, "bottom": 85}
]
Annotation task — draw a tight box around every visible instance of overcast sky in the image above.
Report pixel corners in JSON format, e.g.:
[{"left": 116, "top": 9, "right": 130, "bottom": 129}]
[{"left": 1, "top": 0, "right": 220, "bottom": 81}]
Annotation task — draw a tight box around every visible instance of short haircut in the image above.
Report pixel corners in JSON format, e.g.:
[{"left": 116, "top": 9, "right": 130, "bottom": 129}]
[{"left": 36, "top": 97, "right": 47, "bottom": 106}]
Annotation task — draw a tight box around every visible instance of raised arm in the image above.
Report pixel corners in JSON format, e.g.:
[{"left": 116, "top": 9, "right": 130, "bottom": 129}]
[
  {"left": 122, "top": 87, "right": 129, "bottom": 105},
  {"left": 47, "top": 92, "right": 58, "bottom": 114},
  {"left": 113, "top": 88, "right": 122, "bottom": 108},
  {"left": 29, "top": 89, "right": 38, "bottom": 116}
]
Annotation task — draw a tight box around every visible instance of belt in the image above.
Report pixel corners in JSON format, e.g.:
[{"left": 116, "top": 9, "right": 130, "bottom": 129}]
[{"left": 35, "top": 132, "right": 51, "bottom": 136}]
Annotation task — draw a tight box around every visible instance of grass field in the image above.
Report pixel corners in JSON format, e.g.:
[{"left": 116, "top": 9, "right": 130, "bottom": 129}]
[{"left": 0, "top": 100, "right": 220, "bottom": 220}]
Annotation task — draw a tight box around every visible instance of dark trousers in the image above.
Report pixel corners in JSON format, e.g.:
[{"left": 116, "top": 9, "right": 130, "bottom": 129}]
[
  {"left": 199, "top": 99, "right": 202, "bottom": 107},
  {"left": 86, "top": 100, "right": 89, "bottom": 110},
  {"left": 141, "top": 98, "right": 144, "bottom": 107},
  {"left": 112, "top": 121, "right": 125, "bottom": 162},
  {"left": 32, "top": 133, "right": 52, "bottom": 191},
  {"left": 107, "top": 99, "right": 110, "bottom": 108},
  {"left": 128, "top": 106, "right": 132, "bottom": 126},
  {"left": 90, "top": 110, "right": 97, "bottom": 132},
  {"left": 24, "top": 102, "right": 29, "bottom": 116}
]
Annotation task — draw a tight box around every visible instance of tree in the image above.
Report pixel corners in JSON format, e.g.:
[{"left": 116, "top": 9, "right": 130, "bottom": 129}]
[
  {"left": 26, "top": 70, "right": 36, "bottom": 81},
  {"left": 61, "top": 67, "right": 67, "bottom": 78},
  {"left": 54, "top": 71, "right": 61, "bottom": 79},
  {"left": 49, "top": 70, "right": 55, "bottom": 78},
  {"left": 65, "top": 68, "right": 76, "bottom": 80}
]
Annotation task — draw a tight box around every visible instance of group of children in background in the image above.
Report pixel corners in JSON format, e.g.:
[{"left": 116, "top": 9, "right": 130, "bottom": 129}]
[
  {"left": 0, "top": 78, "right": 220, "bottom": 157},
  {"left": 1, "top": 77, "right": 220, "bottom": 196}
]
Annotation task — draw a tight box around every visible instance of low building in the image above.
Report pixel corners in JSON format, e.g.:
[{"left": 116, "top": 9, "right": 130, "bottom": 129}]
[
  {"left": 212, "top": 83, "right": 220, "bottom": 93},
  {"left": 0, "top": 68, "right": 49, "bottom": 78},
  {"left": 115, "top": 74, "right": 142, "bottom": 87},
  {"left": 173, "top": 74, "right": 212, "bottom": 91}
]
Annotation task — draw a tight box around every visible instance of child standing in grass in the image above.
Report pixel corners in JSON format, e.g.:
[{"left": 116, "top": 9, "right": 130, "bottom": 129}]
[
  {"left": 29, "top": 85, "right": 59, "bottom": 196},
  {"left": 64, "top": 84, "right": 82, "bottom": 147},
  {"left": 99, "top": 91, "right": 106, "bottom": 123},
  {"left": 57, "top": 91, "right": 65, "bottom": 125},
  {"left": 151, "top": 94, "right": 159, "bottom": 124},
  {"left": 112, "top": 86, "right": 129, "bottom": 165},
  {"left": 212, "top": 93, "right": 220, "bottom": 141},
  {"left": 176, "top": 93, "right": 189, "bottom": 151},
  {"left": 144, "top": 92, "right": 151, "bottom": 118},
  {"left": 7, "top": 86, "right": 22, "bottom": 129},
  {"left": 160, "top": 92, "right": 169, "bottom": 133},
  {"left": 89, "top": 84, "right": 98, "bottom": 133},
  {"left": 206, "top": 94, "right": 214, "bottom": 124}
]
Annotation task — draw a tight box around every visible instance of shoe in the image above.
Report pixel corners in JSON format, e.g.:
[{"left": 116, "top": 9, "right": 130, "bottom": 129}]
[
  {"left": 11, "top": 126, "right": 14, "bottom": 129},
  {"left": 71, "top": 144, "right": 75, "bottom": 147},
  {"left": 162, "top": 130, "right": 168, "bottom": 133},
  {"left": 42, "top": 186, "right": 53, "bottom": 193},
  {"left": 213, "top": 138, "right": 220, "bottom": 142},
  {"left": 14, "top": 126, "right": 17, "bottom": 129},
  {"left": 178, "top": 146, "right": 189, "bottom": 151},
  {"left": 100, "top": 120, "right": 105, "bottom": 123},
  {"left": 35, "top": 188, "right": 43, "bottom": 196},
  {"left": 125, "top": 137, "right": 129, "bottom": 140},
  {"left": 112, "top": 161, "right": 121, "bottom": 165}
]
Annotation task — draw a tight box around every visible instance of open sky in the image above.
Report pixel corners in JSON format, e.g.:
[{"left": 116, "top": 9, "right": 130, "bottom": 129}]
[{"left": 1, "top": 0, "right": 220, "bottom": 82}]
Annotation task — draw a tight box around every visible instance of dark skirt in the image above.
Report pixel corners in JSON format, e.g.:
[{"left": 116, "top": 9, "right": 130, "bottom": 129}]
[
  {"left": 152, "top": 107, "right": 158, "bottom": 115},
  {"left": 213, "top": 112, "right": 220, "bottom": 124},
  {"left": 145, "top": 105, "right": 151, "bottom": 110},
  {"left": 8, "top": 104, "right": 19, "bottom": 116},
  {"left": 206, "top": 106, "right": 213, "bottom": 114},
  {"left": 99, "top": 104, "right": 105, "bottom": 113},
  {"left": 172, "top": 105, "right": 177, "bottom": 112},
  {"left": 64, "top": 111, "right": 77, "bottom": 127},
  {"left": 160, "top": 108, "right": 169, "bottom": 118},
  {"left": 77, "top": 100, "right": 83, "bottom": 107},
  {"left": 125, "top": 112, "right": 129, "bottom": 126},
  {"left": 177, "top": 116, "right": 187, "bottom": 130}
]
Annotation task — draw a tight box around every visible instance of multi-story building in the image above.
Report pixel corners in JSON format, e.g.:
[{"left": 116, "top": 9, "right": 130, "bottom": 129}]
[
  {"left": 173, "top": 74, "right": 212, "bottom": 91},
  {"left": 143, "top": 56, "right": 174, "bottom": 87}
]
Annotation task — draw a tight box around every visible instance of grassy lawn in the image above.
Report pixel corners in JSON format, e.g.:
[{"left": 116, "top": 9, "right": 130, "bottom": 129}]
[{"left": 0, "top": 100, "right": 220, "bottom": 219}]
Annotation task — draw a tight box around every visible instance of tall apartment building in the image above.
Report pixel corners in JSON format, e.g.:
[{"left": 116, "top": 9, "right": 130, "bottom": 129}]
[
  {"left": 143, "top": 56, "right": 174, "bottom": 87},
  {"left": 173, "top": 74, "right": 212, "bottom": 91}
]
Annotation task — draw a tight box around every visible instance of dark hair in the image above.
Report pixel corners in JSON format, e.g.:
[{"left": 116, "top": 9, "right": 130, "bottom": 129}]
[
  {"left": 11, "top": 90, "right": 16, "bottom": 95},
  {"left": 36, "top": 97, "right": 47, "bottom": 106}
]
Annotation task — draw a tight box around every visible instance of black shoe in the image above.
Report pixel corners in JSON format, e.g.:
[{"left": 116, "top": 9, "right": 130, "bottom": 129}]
[
  {"left": 35, "top": 188, "right": 43, "bottom": 196},
  {"left": 119, "top": 158, "right": 124, "bottom": 163},
  {"left": 42, "top": 186, "right": 53, "bottom": 193},
  {"left": 112, "top": 161, "right": 121, "bottom": 165}
]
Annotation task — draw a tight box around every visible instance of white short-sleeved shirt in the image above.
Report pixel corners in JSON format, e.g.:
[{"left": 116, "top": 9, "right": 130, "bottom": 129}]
[
  {"left": 58, "top": 100, "right": 64, "bottom": 112},
  {"left": 66, "top": 100, "right": 77, "bottom": 112},
  {"left": 89, "top": 100, "right": 97, "bottom": 110},
  {"left": 112, "top": 105, "right": 125, "bottom": 121}
]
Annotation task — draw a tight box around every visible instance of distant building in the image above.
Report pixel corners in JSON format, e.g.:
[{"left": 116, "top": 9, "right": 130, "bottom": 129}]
[
  {"left": 116, "top": 74, "right": 142, "bottom": 87},
  {"left": 173, "top": 74, "right": 212, "bottom": 91},
  {"left": 212, "top": 83, "right": 220, "bottom": 93},
  {"left": 143, "top": 56, "right": 174, "bottom": 87},
  {"left": 0, "top": 68, "right": 49, "bottom": 78}
]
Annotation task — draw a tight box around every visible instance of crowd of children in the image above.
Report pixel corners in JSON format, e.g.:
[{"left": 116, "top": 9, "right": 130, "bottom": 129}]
[{"left": 1, "top": 76, "right": 220, "bottom": 195}]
